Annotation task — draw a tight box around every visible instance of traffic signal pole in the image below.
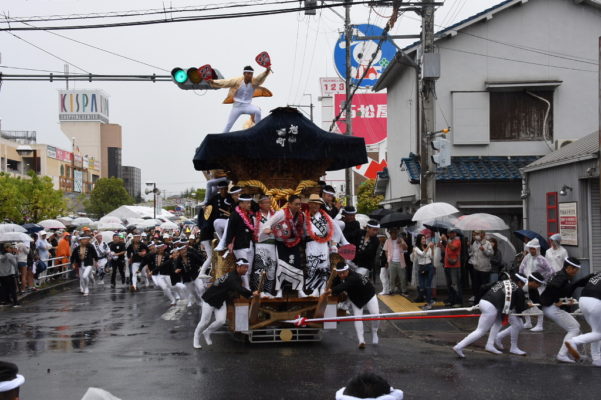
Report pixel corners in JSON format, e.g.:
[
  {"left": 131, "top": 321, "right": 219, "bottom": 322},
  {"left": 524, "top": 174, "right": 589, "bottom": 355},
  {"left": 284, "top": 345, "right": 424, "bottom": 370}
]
[
  {"left": 419, "top": 0, "right": 436, "bottom": 205},
  {"left": 344, "top": 0, "right": 354, "bottom": 206}
]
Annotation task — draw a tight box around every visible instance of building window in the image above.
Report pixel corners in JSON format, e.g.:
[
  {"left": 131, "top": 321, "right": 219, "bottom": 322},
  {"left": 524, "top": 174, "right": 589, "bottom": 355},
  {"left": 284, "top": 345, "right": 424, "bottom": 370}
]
[
  {"left": 490, "top": 90, "right": 553, "bottom": 141},
  {"left": 546, "top": 192, "right": 559, "bottom": 237}
]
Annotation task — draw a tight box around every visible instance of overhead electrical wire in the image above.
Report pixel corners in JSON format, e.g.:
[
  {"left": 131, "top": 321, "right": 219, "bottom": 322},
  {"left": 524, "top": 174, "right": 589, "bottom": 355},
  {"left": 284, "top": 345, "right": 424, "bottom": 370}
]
[{"left": 0, "top": 2, "right": 437, "bottom": 31}]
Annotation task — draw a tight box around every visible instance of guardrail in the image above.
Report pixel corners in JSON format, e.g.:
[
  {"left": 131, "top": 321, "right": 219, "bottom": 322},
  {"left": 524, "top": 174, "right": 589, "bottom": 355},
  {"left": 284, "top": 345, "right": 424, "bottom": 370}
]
[{"left": 39, "top": 256, "right": 74, "bottom": 279}]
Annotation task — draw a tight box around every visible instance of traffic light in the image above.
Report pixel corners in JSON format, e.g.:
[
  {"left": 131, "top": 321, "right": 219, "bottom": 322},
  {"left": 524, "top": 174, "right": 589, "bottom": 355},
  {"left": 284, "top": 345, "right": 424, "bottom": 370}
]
[
  {"left": 431, "top": 137, "right": 451, "bottom": 168},
  {"left": 170, "top": 66, "right": 223, "bottom": 90}
]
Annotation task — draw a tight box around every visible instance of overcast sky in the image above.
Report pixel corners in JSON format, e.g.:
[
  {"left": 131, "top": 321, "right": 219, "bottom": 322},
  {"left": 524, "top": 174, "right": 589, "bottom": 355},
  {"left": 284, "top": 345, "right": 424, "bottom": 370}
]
[{"left": 0, "top": 0, "right": 499, "bottom": 196}]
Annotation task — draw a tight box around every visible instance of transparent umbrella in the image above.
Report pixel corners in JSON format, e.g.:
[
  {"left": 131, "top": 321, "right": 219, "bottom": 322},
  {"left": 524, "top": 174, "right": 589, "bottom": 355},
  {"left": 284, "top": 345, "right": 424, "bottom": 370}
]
[
  {"left": 98, "top": 222, "right": 126, "bottom": 231},
  {"left": 0, "top": 232, "right": 34, "bottom": 242},
  {"left": 38, "top": 219, "right": 67, "bottom": 230},
  {"left": 72, "top": 217, "right": 94, "bottom": 227},
  {"left": 455, "top": 213, "right": 509, "bottom": 231},
  {"left": 99, "top": 216, "right": 123, "bottom": 225},
  {"left": 0, "top": 223, "right": 27, "bottom": 233},
  {"left": 160, "top": 221, "right": 179, "bottom": 230},
  {"left": 412, "top": 202, "right": 459, "bottom": 222},
  {"left": 487, "top": 233, "right": 517, "bottom": 268}
]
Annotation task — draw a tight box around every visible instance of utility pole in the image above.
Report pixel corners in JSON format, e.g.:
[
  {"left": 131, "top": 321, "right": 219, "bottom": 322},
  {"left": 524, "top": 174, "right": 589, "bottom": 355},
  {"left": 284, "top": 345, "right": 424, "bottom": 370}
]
[
  {"left": 419, "top": 0, "right": 437, "bottom": 205},
  {"left": 598, "top": 37, "right": 600, "bottom": 204},
  {"left": 344, "top": 0, "right": 354, "bottom": 206}
]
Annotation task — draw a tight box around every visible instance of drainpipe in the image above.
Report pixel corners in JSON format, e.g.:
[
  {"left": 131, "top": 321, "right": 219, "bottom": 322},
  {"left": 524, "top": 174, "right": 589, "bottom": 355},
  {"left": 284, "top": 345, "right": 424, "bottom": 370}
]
[
  {"left": 521, "top": 171, "right": 529, "bottom": 230},
  {"left": 526, "top": 91, "right": 554, "bottom": 151}
]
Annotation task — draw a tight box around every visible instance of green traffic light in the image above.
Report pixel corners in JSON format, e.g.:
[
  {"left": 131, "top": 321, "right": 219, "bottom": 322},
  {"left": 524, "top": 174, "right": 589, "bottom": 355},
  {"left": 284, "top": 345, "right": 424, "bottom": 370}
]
[{"left": 171, "top": 68, "right": 187, "bottom": 83}]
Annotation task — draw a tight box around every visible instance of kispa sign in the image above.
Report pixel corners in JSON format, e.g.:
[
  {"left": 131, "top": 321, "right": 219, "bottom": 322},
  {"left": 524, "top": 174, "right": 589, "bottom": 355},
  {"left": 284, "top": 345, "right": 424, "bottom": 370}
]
[
  {"left": 59, "top": 90, "right": 109, "bottom": 123},
  {"left": 333, "top": 23, "right": 397, "bottom": 88}
]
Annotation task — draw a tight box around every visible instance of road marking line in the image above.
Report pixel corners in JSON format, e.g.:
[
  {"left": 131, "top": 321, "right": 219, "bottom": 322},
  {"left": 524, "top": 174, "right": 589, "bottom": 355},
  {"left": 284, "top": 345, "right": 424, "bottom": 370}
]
[{"left": 161, "top": 301, "right": 188, "bottom": 321}]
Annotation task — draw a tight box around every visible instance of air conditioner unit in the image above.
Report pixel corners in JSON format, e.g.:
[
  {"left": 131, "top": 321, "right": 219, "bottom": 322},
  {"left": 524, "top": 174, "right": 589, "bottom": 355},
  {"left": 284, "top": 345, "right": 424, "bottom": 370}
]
[{"left": 555, "top": 139, "right": 576, "bottom": 150}]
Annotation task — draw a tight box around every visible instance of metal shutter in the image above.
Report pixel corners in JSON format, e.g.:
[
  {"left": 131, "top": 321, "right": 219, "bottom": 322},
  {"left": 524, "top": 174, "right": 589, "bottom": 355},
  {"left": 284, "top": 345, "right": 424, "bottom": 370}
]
[{"left": 591, "top": 180, "right": 601, "bottom": 273}]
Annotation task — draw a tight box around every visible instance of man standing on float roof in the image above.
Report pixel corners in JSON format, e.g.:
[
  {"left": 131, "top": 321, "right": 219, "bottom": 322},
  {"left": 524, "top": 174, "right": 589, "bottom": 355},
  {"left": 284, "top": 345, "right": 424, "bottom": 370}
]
[{"left": 208, "top": 64, "right": 272, "bottom": 133}]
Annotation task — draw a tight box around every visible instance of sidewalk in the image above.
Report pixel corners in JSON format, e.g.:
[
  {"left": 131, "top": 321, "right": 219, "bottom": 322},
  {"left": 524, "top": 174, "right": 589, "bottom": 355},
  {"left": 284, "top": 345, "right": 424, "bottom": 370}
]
[{"left": 378, "top": 293, "right": 592, "bottom": 363}]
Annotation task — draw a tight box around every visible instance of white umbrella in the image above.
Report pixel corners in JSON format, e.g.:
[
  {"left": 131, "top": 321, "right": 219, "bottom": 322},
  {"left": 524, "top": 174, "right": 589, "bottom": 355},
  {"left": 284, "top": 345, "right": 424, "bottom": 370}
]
[
  {"left": 38, "top": 219, "right": 67, "bottom": 229},
  {"left": 72, "top": 217, "right": 94, "bottom": 227},
  {"left": 412, "top": 202, "right": 459, "bottom": 222},
  {"left": 99, "top": 216, "right": 122, "bottom": 224},
  {"left": 137, "top": 219, "right": 161, "bottom": 230},
  {"left": 100, "top": 231, "right": 117, "bottom": 243},
  {"left": 455, "top": 213, "right": 509, "bottom": 231},
  {"left": 57, "top": 216, "right": 73, "bottom": 226},
  {"left": 354, "top": 214, "right": 370, "bottom": 229},
  {"left": 487, "top": 232, "right": 517, "bottom": 268},
  {"left": 0, "top": 232, "right": 33, "bottom": 242},
  {"left": 98, "top": 222, "right": 126, "bottom": 231},
  {"left": 0, "top": 223, "right": 27, "bottom": 233},
  {"left": 160, "top": 221, "right": 179, "bottom": 230}
]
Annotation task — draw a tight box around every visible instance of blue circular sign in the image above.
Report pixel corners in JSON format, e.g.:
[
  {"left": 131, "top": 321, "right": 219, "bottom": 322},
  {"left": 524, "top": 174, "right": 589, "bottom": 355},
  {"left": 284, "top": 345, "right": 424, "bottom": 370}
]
[{"left": 334, "top": 23, "right": 397, "bottom": 88}]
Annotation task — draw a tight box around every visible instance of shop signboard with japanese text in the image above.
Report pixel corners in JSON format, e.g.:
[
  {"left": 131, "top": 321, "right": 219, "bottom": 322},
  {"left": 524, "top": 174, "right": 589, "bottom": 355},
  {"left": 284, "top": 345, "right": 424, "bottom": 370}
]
[
  {"left": 559, "top": 202, "right": 578, "bottom": 246},
  {"left": 334, "top": 93, "right": 387, "bottom": 145}
]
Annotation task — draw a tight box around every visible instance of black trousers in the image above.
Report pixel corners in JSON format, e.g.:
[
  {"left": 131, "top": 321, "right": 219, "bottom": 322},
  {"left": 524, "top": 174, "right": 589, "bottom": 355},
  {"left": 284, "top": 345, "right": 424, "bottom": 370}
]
[
  {"left": 111, "top": 259, "right": 125, "bottom": 285},
  {"left": 0, "top": 275, "right": 18, "bottom": 305}
]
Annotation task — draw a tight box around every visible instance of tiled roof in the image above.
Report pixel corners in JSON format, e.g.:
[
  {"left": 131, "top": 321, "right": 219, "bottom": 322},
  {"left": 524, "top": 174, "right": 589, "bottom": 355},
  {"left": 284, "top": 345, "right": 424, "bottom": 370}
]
[
  {"left": 401, "top": 154, "right": 540, "bottom": 183},
  {"left": 522, "top": 131, "right": 599, "bottom": 172}
]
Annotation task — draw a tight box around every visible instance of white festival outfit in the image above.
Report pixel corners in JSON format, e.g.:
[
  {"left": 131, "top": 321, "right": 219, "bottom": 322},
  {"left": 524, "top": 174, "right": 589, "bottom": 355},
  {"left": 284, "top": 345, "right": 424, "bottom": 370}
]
[
  {"left": 264, "top": 209, "right": 305, "bottom": 296},
  {"left": 252, "top": 208, "right": 278, "bottom": 295},
  {"left": 305, "top": 209, "right": 335, "bottom": 296},
  {"left": 519, "top": 240, "right": 553, "bottom": 331}
]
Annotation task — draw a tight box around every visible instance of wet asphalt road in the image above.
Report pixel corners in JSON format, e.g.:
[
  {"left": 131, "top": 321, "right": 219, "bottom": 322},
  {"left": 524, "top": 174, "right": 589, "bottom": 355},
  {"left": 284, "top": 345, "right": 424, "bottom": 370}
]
[{"left": 1, "top": 284, "right": 600, "bottom": 400}]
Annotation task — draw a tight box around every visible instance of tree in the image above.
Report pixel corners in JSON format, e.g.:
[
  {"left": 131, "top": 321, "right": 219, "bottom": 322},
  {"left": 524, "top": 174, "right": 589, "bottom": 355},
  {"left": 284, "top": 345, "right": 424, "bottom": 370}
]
[
  {"left": 86, "top": 177, "right": 133, "bottom": 218},
  {"left": 0, "top": 172, "right": 67, "bottom": 223},
  {"left": 356, "top": 179, "right": 384, "bottom": 215}
]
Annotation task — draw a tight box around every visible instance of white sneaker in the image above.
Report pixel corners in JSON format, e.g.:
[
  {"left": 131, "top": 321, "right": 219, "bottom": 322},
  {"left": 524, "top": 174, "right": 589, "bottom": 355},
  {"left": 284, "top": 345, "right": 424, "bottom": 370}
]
[
  {"left": 453, "top": 345, "right": 465, "bottom": 358},
  {"left": 592, "top": 359, "right": 601, "bottom": 367},
  {"left": 203, "top": 332, "right": 213, "bottom": 346},
  {"left": 193, "top": 341, "right": 202, "bottom": 349},
  {"left": 556, "top": 354, "right": 575, "bottom": 363},
  {"left": 372, "top": 333, "right": 379, "bottom": 345},
  {"left": 485, "top": 345, "right": 502, "bottom": 355},
  {"left": 523, "top": 322, "right": 533, "bottom": 329},
  {"left": 530, "top": 326, "right": 544, "bottom": 332},
  {"left": 494, "top": 337, "right": 504, "bottom": 350},
  {"left": 378, "top": 291, "right": 391, "bottom": 296},
  {"left": 275, "top": 290, "right": 283, "bottom": 298},
  {"left": 510, "top": 347, "right": 527, "bottom": 356}
]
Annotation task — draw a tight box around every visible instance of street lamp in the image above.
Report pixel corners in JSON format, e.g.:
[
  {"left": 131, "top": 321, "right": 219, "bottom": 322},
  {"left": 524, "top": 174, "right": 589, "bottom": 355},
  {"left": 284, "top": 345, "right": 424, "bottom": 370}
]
[
  {"left": 16, "top": 145, "right": 38, "bottom": 175},
  {"left": 145, "top": 182, "right": 160, "bottom": 218}
]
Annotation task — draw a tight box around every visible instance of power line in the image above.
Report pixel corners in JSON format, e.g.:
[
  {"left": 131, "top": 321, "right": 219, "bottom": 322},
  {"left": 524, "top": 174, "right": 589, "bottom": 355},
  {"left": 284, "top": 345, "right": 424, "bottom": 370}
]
[
  {"left": 438, "top": 46, "right": 597, "bottom": 73},
  {"left": 15, "top": 19, "right": 170, "bottom": 72},
  {"left": 4, "top": 31, "right": 90, "bottom": 73},
  {"left": 0, "top": 65, "right": 81, "bottom": 74},
  {"left": 0, "top": 2, "right": 440, "bottom": 31}
]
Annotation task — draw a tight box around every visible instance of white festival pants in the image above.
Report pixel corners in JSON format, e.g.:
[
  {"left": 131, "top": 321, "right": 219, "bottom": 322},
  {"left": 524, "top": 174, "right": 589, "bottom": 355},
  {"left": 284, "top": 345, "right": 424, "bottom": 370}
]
[
  {"left": 455, "top": 299, "right": 500, "bottom": 350},
  {"left": 131, "top": 262, "right": 141, "bottom": 289},
  {"left": 333, "top": 220, "right": 349, "bottom": 246},
  {"left": 379, "top": 266, "right": 391, "bottom": 294},
  {"left": 223, "top": 102, "right": 261, "bottom": 133},
  {"left": 495, "top": 314, "right": 526, "bottom": 351},
  {"left": 543, "top": 304, "right": 581, "bottom": 358},
  {"left": 156, "top": 274, "right": 176, "bottom": 304},
  {"left": 79, "top": 265, "right": 93, "bottom": 294},
  {"left": 234, "top": 248, "right": 254, "bottom": 290},
  {"left": 194, "top": 301, "right": 227, "bottom": 345},
  {"left": 570, "top": 296, "right": 601, "bottom": 361},
  {"left": 351, "top": 295, "right": 380, "bottom": 344},
  {"left": 200, "top": 240, "right": 213, "bottom": 276},
  {"left": 214, "top": 219, "right": 228, "bottom": 241}
]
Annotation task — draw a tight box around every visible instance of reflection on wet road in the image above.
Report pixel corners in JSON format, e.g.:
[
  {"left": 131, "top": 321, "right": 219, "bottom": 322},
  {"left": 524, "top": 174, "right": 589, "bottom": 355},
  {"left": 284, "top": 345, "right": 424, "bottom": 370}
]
[{"left": 1, "top": 285, "right": 600, "bottom": 399}]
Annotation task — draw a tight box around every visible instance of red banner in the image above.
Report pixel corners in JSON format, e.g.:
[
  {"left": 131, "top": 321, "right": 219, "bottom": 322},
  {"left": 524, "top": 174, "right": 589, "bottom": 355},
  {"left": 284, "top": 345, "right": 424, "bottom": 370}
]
[{"left": 334, "top": 93, "right": 387, "bottom": 145}]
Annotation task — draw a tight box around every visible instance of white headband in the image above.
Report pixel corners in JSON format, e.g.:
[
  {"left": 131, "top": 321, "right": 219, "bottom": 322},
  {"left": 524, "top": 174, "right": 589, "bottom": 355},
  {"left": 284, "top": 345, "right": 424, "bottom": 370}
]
[
  {"left": 335, "top": 264, "right": 350, "bottom": 272},
  {"left": 367, "top": 223, "right": 380, "bottom": 229},
  {"left": 514, "top": 273, "right": 528, "bottom": 284},
  {"left": 229, "top": 188, "right": 242, "bottom": 194},
  {"left": 335, "top": 387, "right": 404, "bottom": 400},
  {"left": 565, "top": 257, "right": 581, "bottom": 268},
  {"left": 528, "top": 274, "right": 544, "bottom": 284},
  {"left": 236, "top": 259, "right": 249, "bottom": 266},
  {"left": 243, "top": 68, "right": 254, "bottom": 73},
  {"left": 323, "top": 190, "right": 336, "bottom": 196},
  {"left": 0, "top": 374, "right": 25, "bottom": 392}
]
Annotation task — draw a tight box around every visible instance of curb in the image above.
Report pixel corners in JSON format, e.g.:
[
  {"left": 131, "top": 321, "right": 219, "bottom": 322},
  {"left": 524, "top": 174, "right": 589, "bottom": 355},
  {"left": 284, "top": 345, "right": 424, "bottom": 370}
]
[{"left": 16, "top": 279, "right": 79, "bottom": 305}]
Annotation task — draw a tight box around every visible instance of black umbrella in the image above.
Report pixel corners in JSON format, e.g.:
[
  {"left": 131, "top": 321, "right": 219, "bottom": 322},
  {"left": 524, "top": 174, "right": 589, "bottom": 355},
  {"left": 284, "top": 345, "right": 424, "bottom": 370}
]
[
  {"left": 21, "top": 223, "right": 44, "bottom": 234},
  {"left": 380, "top": 212, "right": 413, "bottom": 228},
  {"left": 368, "top": 208, "right": 393, "bottom": 220}
]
